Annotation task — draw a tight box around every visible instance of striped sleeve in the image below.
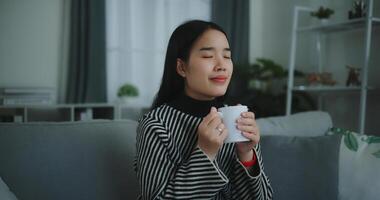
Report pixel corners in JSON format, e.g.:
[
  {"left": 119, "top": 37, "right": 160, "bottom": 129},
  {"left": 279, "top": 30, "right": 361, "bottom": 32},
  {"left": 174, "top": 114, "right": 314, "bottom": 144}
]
[
  {"left": 229, "top": 143, "right": 273, "bottom": 200},
  {"left": 135, "top": 116, "right": 228, "bottom": 200}
]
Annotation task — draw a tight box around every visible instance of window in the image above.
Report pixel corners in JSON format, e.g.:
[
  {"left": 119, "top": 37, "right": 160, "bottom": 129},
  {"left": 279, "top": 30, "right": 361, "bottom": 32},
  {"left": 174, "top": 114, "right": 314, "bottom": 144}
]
[{"left": 106, "top": 0, "right": 211, "bottom": 106}]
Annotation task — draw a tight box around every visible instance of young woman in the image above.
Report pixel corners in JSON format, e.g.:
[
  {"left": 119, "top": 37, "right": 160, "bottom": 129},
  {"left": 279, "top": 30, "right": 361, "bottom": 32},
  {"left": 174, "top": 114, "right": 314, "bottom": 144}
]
[{"left": 135, "top": 20, "right": 273, "bottom": 200}]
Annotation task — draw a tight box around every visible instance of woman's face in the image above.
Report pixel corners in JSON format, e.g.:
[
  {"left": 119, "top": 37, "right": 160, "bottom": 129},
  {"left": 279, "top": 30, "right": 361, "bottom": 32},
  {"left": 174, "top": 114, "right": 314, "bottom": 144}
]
[{"left": 178, "top": 29, "right": 233, "bottom": 100}]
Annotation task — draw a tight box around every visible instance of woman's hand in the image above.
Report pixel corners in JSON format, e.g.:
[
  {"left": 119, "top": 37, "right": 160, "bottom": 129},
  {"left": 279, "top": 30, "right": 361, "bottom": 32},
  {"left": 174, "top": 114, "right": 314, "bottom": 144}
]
[
  {"left": 197, "top": 107, "right": 228, "bottom": 161},
  {"left": 235, "top": 111, "right": 260, "bottom": 162}
]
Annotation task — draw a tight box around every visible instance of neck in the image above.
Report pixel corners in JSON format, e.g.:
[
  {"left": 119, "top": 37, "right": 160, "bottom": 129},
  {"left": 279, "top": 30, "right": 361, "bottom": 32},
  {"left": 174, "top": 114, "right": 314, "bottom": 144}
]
[
  {"left": 184, "top": 88, "right": 215, "bottom": 101},
  {"left": 167, "top": 92, "right": 224, "bottom": 117}
]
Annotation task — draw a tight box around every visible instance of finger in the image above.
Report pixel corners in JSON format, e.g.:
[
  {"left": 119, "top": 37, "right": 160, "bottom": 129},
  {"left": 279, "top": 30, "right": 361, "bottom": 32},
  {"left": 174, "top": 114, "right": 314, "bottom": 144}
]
[
  {"left": 241, "top": 111, "right": 255, "bottom": 119},
  {"left": 236, "top": 118, "right": 256, "bottom": 126},
  {"left": 214, "top": 124, "right": 225, "bottom": 136},
  {"left": 237, "top": 124, "right": 255, "bottom": 133},
  {"left": 203, "top": 107, "right": 217, "bottom": 122},
  {"left": 209, "top": 116, "right": 223, "bottom": 130},
  {"left": 220, "top": 128, "right": 228, "bottom": 141},
  {"left": 241, "top": 131, "right": 255, "bottom": 139},
  {"left": 239, "top": 112, "right": 257, "bottom": 127},
  {"left": 242, "top": 131, "right": 260, "bottom": 144},
  {"left": 203, "top": 107, "right": 219, "bottom": 125},
  {"left": 216, "top": 123, "right": 225, "bottom": 132},
  {"left": 247, "top": 126, "right": 260, "bottom": 136}
]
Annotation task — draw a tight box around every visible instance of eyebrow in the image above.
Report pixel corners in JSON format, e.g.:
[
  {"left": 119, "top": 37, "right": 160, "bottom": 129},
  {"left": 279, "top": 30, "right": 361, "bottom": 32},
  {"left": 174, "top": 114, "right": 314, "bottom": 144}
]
[{"left": 199, "top": 47, "right": 231, "bottom": 52}]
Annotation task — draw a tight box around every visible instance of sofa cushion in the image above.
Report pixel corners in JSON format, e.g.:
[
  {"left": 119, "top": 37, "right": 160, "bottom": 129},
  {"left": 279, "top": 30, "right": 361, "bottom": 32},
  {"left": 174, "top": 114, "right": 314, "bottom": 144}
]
[
  {"left": 260, "top": 135, "right": 341, "bottom": 200},
  {"left": 327, "top": 128, "right": 380, "bottom": 200},
  {"left": 0, "top": 120, "right": 139, "bottom": 200},
  {"left": 257, "top": 111, "right": 332, "bottom": 136},
  {"left": 0, "top": 177, "right": 18, "bottom": 200}
]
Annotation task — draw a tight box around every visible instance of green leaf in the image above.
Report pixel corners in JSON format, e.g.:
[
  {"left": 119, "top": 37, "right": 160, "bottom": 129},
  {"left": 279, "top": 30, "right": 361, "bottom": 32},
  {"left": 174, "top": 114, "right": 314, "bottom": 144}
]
[
  {"left": 364, "top": 136, "right": 380, "bottom": 144},
  {"left": 372, "top": 150, "right": 380, "bottom": 158},
  {"left": 117, "top": 84, "right": 139, "bottom": 97},
  {"left": 330, "top": 127, "right": 344, "bottom": 135},
  {"left": 344, "top": 132, "right": 359, "bottom": 152}
]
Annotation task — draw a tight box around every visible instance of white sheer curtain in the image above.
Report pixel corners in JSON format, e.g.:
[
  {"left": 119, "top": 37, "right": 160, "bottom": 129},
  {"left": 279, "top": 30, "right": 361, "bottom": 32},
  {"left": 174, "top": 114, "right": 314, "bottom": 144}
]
[{"left": 106, "top": 0, "right": 211, "bottom": 106}]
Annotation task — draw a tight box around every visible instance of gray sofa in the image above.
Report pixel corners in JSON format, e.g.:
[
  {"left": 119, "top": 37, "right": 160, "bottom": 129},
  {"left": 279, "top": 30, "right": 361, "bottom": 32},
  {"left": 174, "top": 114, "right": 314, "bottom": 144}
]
[
  {"left": 0, "top": 112, "right": 342, "bottom": 200},
  {"left": 0, "top": 120, "right": 140, "bottom": 200}
]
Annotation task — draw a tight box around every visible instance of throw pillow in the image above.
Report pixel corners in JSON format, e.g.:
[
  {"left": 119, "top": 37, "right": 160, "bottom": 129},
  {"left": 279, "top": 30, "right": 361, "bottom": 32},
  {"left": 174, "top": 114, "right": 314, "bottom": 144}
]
[
  {"left": 0, "top": 177, "right": 18, "bottom": 200},
  {"left": 260, "top": 135, "right": 341, "bottom": 200},
  {"left": 257, "top": 111, "right": 332, "bottom": 137},
  {"left": 327, "top": 128, "right": 380, "bottom": 200}
]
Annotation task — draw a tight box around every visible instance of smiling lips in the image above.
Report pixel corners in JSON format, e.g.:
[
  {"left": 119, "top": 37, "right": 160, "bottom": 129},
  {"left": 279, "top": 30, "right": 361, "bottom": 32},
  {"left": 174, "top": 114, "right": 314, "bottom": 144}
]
[{"left": 210, "top": 75, "right": 228, "bottom": 83}]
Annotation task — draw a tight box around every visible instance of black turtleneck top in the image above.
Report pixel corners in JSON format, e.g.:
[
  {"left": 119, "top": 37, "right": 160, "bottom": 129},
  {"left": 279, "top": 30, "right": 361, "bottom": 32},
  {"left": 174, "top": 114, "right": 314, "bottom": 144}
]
[
  {"left": 167, "top": 93, "right": 225, "bottom": 117},
  {"left": 135, "top": 94, "right": 273, "bottom": 200}
]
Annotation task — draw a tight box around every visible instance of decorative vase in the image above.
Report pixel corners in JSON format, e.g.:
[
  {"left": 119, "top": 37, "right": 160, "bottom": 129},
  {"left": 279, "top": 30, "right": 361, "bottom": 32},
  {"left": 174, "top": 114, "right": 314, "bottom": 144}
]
[
  {"left": 320, "top": 19, "right": 329, "bottom": 25},
  {"left": 120, "top": 96, "right": 139, "bottom": 105},
  {"left": 248, "top": 79, "right": 270, "bottom": 92}
]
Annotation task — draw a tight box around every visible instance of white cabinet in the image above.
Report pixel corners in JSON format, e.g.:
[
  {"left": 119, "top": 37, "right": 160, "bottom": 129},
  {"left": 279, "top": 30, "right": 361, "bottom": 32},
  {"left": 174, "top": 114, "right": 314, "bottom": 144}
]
[{"left": 286, "top": 1, "right": 380, "bottom": 134}]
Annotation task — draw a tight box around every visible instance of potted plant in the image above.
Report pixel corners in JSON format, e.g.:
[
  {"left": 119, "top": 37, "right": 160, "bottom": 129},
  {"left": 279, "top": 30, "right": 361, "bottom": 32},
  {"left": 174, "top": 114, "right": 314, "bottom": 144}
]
[
  {"left": 236, "top": 58, "right": 287, "bottom": 91},
  {"left": 247, "top": 58, "right": 287, "bottom": 93},
  {"left": 234, "top": 58, "right": 305, "bottom": 94},
  {"left": 310, "top": 6, "right": 334, "bottom": 24},
  {"left": 117, "top": 83, "right": 139, "bottom": 104}
]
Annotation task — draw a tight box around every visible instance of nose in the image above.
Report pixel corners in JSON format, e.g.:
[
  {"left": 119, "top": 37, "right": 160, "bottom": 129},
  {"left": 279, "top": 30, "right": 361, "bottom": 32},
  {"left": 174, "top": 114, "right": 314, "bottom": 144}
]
[
  {"left": 215, "top": 65, "right": 226, "bottom": 72},
  {"left": 215, "top": 57, "right": 227, "bottom": 72}
]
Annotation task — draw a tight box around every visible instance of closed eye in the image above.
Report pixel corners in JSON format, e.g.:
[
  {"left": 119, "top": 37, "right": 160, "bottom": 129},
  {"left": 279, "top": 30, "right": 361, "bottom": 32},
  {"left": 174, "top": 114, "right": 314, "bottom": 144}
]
[{"left": 202, "top": 56, "right": 213, "bottom": 58}]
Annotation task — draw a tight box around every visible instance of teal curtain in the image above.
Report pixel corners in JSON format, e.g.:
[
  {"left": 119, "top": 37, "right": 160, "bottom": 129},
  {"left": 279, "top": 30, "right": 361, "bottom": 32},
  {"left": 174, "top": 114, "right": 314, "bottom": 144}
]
[
  {"left": 66, "top": 0, "right": 107, "bottom": 103},
  {"left": 211, "top": 0, "right": 249, "bottom": 64}
]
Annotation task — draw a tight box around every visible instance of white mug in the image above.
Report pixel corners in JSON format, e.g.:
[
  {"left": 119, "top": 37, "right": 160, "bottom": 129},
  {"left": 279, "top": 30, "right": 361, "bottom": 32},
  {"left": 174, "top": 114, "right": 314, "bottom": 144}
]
[{"left": 218, "top": 105, "right": 250, "bottom": 143}]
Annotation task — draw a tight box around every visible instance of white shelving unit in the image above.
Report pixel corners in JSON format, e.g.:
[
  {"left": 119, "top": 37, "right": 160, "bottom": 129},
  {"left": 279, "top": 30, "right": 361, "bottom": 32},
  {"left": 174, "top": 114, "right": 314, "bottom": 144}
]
[
  {"left": 292, "top": 85, "right": 364, "bottom": 92},
  {"left": 286, "top": 1, "right": 379, "bottom": 134},
  {"left": 0, "top": 104, "right": 148, "bottom": 122}
]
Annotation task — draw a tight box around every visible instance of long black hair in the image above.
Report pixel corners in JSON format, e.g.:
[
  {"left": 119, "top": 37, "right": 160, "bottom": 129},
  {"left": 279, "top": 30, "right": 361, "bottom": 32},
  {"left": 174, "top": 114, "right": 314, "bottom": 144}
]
[{"left": 151, "top": 20, "right": 229, "bottom": 110}]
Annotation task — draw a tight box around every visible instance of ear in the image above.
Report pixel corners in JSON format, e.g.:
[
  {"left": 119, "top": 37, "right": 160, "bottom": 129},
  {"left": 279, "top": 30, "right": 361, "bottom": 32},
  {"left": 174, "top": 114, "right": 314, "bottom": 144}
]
[{"left": 176, "top": 58, "right": 186, "bottom": 78}]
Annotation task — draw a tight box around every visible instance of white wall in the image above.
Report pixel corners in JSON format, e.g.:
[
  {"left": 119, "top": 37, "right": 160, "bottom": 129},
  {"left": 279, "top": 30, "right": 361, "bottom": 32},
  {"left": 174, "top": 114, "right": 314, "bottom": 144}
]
[
  {"left": 250, "top": 0, "right": 380, "bottom": 134},
  {"left": 250, "top": 0, "right": 317, "bottom": 65},
  {"left": 0, "top": 0, "right": 64, "bottom": 100}
]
